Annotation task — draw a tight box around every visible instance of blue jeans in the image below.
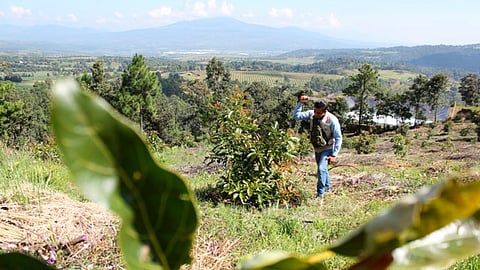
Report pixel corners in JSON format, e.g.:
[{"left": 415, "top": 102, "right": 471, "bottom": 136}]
[{"left": 315, "top": 149, "right": 333, "bottom": 198}]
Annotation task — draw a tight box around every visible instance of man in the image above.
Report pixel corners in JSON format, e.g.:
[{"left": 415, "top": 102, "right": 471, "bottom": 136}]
[{"left": 293, "top": 97, "right": 343, "bottom": 201}]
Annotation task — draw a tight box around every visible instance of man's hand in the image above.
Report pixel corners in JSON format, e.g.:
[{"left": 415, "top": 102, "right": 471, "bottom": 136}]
[
  {"left": 327, "top": 156, "right": 336, "bottom": 164},
  {"left": 299, "top": 95, "right": 309, "bottom": 103}
]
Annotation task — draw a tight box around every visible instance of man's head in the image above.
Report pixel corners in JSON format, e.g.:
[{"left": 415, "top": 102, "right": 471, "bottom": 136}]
[{"left": 313, "top": 100, "right": 328, "bottom": 118}]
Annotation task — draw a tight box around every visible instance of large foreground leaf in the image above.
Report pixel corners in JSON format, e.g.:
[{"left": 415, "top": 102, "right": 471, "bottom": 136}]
[
  {"left": 241, "top": 175, "right": 480, "bottom": 269},
  {"left": 389, "top": 211, "right": 480, "bottom": 269},
  {"left": 329, "top": 176, "right": 480, "bottom": 258},
  {"left": 0, "top": 253, "right": 54, "bottom": 270},
  {"left": 239, "top": 250, "right": 331, "bottom": 270},
  {"left": 51, "top": 80, "right": 198, "bottom": 270}
]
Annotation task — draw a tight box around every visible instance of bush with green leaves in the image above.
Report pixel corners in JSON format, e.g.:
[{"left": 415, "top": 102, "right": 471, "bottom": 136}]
[
  {"left": 396, "top": 123, "right": 409, "bottom": 136},
  {"left": 207, "top": 87, "right": 303, "bottom": 208},
  {"left": 472, "top": 109, "right": 480, "bottom": 142},
  {"left": 391, "top": 134, "right": 409, "bottom": 158},
  {"left": 459, "top": 125, "right": 475, "bottom": 137},
  {"left": 355, "top": 131, "right": 377, "bottom": 154},
  {"left": 443, "top": 120, "right": 453, "bottom": 133}
]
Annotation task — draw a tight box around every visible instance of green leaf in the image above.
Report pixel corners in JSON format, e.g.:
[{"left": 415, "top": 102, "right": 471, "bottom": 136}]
[
  {"left": 0, "top": 253, "right": 54, "bottom": 270},
  {"left": 51, "top": 80, "right": 198, "bottom": 270},
  {"left": 329, "top": 176, "right": 480, "bottom": 258},
  {"left": 239, "top": 250, "right": 330, "bottom": 270},
  {"left": 389, "top": 211, "right": 480, "bottom": 269}
]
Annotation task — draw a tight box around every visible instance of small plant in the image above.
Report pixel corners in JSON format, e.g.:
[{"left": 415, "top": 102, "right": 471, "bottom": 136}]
[
  {"left": 396, "top": 124, "right": 409, "bottom": 136},
  {"left": 427, "top": 126, "right": 437, "bottom": 139},
  {"left": 459, "top": 125, "right": 475, "bottom": 137},
  {"left": 420, "top": 139, "right": 430, "bottom": 148},
  {"left": 443, "top": 121, "right": 453, "bottom": 133},
  {"left": 26, "top": 138, "right": 61, "bottom": 162},
  {"left": 391, "top": 134, "right": 409, "bottom": 158},
  {"left": 355, "top": 131, "right": 377, "bottom": 154},
  {"left": 441, "top": 136, "right": 455, "bottom": 152}
]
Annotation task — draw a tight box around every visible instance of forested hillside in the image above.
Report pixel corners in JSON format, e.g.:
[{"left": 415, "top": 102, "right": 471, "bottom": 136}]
[
  {"left": 2, "top": 52, "right": 480, "bottom": 151},
  {"left": 280, "top": 44, "right": 480, "bottom": 74}
]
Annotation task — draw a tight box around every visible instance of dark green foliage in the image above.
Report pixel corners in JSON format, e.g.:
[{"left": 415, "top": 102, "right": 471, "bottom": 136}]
[
  {"left": 0, "top": 253, "right": 54, "bottom": 270},
  {"left": 205, "top": 57, "right": 232, "bottom": 100},
  {"left": 160, "top": 72, "right": 185, "bottom": 97},
  {"left": 459, "top": 125, "right": 475, "bottom": 137},
  {"left": 443, "top": 121, "right": 453, "bottom": 133},
  {"left": 207, "top": 88, "right": 303, "bottom": 208},
  {"left": 405, "top": 74, "right": 429, "bottom": 126},
  {"left": 459, "top": 73, "right": 480, "bottom": 106},
  {"left": 328, "top": 96, "right": 350, "bottom": 127},
  {"left": 354, "top": 131, "right": 377, "bottom": 154},
  {"left": 391, "top": 134, "right": 409, "bottom": 158},
  {"left": 179, "top": 79, "right": 210, "bottom": 140},
  {"left": 344, "top": 64, "right": 382, "bottom": 134},
  {"left": 0, "top": 81, "right": 51, "bottom": 146},
  {"left": 425, "top": 73, "right": 449, "bottom": 122},
  {"left": 396, "top": 124, "right": 410, "bottom": 136},
  {"left": 4, "top": 74, "right": 23, "bottom": 82},
  {"left": 113, "top": 54, "right": 188, "bottom": 146},
  {"left": 116, "top": 54, "right": 164, "bottom": 133},
  {"left": 305, "top": 76, "right": 349, "bottom": 94},
  {"left": 376, "top": 91, "right": 412, "bottom": 125},
  {"left": 0, "top": 82, "right": 24, "bottom": 145},
  {"left": 244, "top": 82, "right": 297, "bottom": 130},
  {"left": 471, "top": 109, "right": 480, "bottom": 142}
]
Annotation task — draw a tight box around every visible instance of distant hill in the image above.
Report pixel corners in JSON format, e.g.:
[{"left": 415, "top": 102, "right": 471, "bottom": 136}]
[
  {"left": 279, "top": 45, "right": 480, "bottom": 73},
  {"left": 0, "top": 18, "right": 378, "bottom": 56},
  {"left": 1, "top": 18, "right": 479, "bottom": 73}
]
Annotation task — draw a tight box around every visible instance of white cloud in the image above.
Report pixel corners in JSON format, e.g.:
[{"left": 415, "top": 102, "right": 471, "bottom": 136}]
[
  {"left": 148, "top": 6, "right": 173, "bottom": 18},
  {"left": 326, "top": 13, "right": 341, "bottom": 28},
  {"left": 220, "top": 1, "right": 234, "bottom": 15},
  {"left": 191, "top": 1, "right": 208, "bottom": 17},
  {"left": 208, "top": 0, "right": 216, "bottom": 10},
  {"left": 0, "top": 10, "right": 5, "bottom": 17},
  {"left": 186, "top": 0, "right": 235, "bottom": 18},
  {"left": 66, "top": 13, "right": 78, "bottom": 22},
  {"left": 269, "top": 8, "right": 293, "bottom": 18},
  {"left": 114, "top": 11, "right": 124, "bottom": 19},
  {"left": 96, "top": 17, "right": 107, "bottom": 25},
  {"left": 10, "top": 5, "right": 32, "bottom": 17}
]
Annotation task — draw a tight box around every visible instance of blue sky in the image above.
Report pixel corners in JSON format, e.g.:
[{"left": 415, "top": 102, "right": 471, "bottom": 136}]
[{"left": 1, "top": 0, "right": 479, "bottom": 46}]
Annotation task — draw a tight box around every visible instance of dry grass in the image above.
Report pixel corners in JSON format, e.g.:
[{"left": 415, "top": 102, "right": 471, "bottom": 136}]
[
  {"left": 0, "top": 184, "right": 122, "bottom": 269},
  {"left": 1, "top": 123, "right": 479, "bottom": 269}
]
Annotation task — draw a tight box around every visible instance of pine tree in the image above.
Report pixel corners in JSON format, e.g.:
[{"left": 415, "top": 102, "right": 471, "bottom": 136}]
[
  {"left": 344, "top": 64, "right": 381, "bottom": 134},
  {"left": 117, "top": 54, "right": 163, "bottom": 133}
]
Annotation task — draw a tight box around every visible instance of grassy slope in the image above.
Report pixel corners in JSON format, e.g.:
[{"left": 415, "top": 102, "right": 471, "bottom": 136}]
[
  {"left": 171, "top": 122, "right": 480, "bottom": 269},
  {"left": 1, "top": 122, "right": 480, "bottom": 269}
]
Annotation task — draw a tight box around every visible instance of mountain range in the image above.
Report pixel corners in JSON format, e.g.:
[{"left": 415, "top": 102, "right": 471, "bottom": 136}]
[
  {"left": 0, "top": 17, "right": 380, "bottom": 56},
  {"left": 1, "top": 17, "right": 479, "bottom": 72}
]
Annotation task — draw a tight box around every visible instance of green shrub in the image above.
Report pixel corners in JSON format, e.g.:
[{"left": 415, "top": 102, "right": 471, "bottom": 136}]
[
  {"left": 391, "top": 134, "right": 409, "bottom": 158},
  {"left": 459, "top": 125, "right": 475, "bottom": 137},
  {"left": 443, "top": 121, "right": 453, "bottom": 133},
  {"left": 25, "top": 137, "right": 61, "bottom": 162},
  {"left": 207, "top": 88, "right": 303, "bottom": 208},
  {"left": 396, "top": 124, "right": 409, "bottom": 136},
  {"left": 355, "top": 131, "right": 377, "bottom": 154},
  {"left": 293, "top": 132, "right": 313, "bottom": 158}
]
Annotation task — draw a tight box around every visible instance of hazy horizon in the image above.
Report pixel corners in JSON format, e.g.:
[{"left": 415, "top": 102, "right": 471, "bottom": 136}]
[{"left": 1, "top": 0, "right": 480, "bottom": 46}]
